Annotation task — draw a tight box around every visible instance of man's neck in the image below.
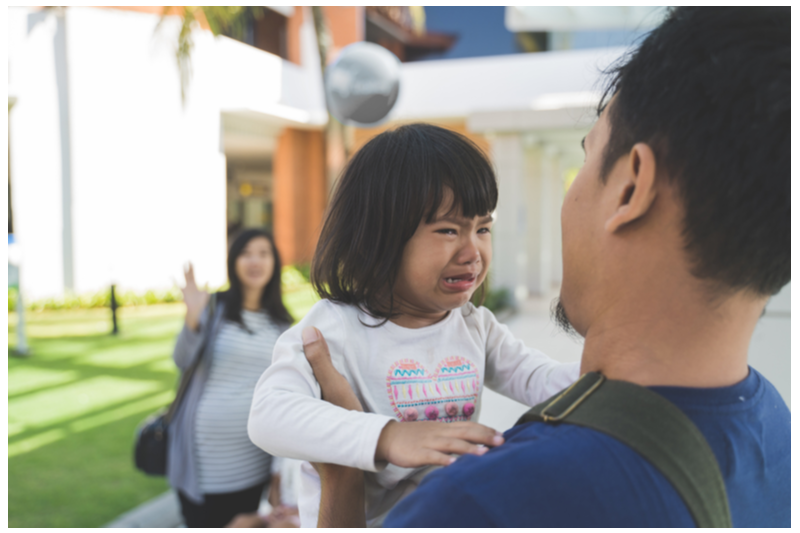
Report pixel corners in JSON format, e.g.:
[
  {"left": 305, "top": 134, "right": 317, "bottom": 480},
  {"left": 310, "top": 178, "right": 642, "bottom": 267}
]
[{"left": 579, "top": 288, "right": 766, "bottom": 389}]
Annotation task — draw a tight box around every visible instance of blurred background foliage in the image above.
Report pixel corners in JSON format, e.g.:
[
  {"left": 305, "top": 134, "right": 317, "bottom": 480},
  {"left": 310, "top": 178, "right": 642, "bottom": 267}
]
[{"left": 9, "top": 265, "right": 313, "bottom": 312}]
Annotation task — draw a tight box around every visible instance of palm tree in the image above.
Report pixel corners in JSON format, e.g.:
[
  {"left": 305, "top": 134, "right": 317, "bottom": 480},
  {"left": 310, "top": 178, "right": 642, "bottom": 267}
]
[{"left": 159, "top": 7, "right": 265, "bottom": 103}]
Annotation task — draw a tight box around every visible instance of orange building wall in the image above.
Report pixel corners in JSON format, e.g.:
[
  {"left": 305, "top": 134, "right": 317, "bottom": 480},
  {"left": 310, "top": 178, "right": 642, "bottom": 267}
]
[
  {"left": 273, "top": 129, "right": 327, "bottom": 265},
  {"left": 322, "top": 6, "right": 364, "bottom": 61},
  {"left": 286, "top": 7, "right": 304, "bottom": 65}
]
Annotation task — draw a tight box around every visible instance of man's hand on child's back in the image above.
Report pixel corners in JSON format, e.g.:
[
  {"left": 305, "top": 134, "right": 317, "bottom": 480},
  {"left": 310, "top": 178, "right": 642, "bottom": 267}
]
[{"left": 301, "top": 326, "right": 364, "bottom": 412}]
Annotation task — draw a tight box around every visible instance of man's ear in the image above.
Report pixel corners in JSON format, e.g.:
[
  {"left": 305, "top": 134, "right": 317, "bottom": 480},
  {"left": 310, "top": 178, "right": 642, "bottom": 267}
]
[{"left": 605, "top": 143, "right": 658, "bottom": 233}]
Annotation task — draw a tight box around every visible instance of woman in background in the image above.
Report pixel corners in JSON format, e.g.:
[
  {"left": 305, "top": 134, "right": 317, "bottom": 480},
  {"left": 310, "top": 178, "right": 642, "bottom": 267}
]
[{"left": 168, "top": 229, "right": 293, "bottom": 528}]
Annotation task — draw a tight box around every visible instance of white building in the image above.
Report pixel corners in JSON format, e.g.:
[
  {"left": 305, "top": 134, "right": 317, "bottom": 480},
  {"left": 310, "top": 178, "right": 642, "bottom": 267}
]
[{"left": 8, "top": 6, "right": 327, "bottom": 300}]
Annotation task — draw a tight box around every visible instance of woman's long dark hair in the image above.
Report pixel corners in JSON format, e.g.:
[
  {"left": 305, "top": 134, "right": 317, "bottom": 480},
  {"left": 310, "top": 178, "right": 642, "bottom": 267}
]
[{"left": 222, "top": 229, "right": 293, "bottom": 329}]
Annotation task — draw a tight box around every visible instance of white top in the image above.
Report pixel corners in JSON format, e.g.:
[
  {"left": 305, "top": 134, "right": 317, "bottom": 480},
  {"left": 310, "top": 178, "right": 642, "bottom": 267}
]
[
  {"left": 248, "top": 300, "right": 580, "bottom": 526},
  {"left": 195, "top": 310, "right": 281, "bottom": 493},
  {"left": 270, "top": 456, "right": 303, "bottom": 507}
]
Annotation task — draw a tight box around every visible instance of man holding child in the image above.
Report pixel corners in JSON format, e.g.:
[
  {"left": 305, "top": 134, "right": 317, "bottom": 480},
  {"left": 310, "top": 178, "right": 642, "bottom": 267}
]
[{"left": 292, "top": 6, "right": 790, "bottom": 527}]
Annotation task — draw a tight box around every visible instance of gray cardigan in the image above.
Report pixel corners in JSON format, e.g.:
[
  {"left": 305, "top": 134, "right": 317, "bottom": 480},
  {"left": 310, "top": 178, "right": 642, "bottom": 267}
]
[{"left": 166, "top": 297, "right": 288, "bottom": 503}]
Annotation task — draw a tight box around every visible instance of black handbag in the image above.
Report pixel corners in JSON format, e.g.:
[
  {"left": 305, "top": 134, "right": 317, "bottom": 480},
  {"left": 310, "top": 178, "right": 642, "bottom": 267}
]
[{"left": 134, "top": 293, "right": 217, "bottom": 476}]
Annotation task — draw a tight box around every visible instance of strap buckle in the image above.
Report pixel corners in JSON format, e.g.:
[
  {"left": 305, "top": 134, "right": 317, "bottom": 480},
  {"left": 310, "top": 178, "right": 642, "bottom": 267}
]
[{"left": 540, "top": 372, "right": 606, "bottom": 422}]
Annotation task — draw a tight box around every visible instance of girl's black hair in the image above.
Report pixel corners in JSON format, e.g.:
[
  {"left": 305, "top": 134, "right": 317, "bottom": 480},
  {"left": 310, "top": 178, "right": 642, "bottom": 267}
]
[
  {"left": 311, "top": 123, "right": 498, "bottom": 321},
  {"left": 222, "top": 228, "right": 293, "bottom": 328}
]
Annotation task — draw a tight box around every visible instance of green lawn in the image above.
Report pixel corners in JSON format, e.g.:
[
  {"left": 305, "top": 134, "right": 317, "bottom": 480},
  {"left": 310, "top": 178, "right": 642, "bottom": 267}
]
[{"left": 8, "top": 286, "right": 319, "bottom": 528}]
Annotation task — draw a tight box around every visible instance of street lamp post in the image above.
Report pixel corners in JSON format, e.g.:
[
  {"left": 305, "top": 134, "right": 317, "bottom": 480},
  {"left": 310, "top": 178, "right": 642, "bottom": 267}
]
[
  {"left": 8, "top": 234, "right": 29, "bottom": 356},
  {"left": 110, "top": 284, "right": 119, "bottom": 335}
]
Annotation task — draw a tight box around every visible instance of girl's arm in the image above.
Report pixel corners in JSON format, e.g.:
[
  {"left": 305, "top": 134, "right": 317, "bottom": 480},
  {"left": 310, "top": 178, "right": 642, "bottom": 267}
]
[
  {"left": 248, "top": 301, "right": 396, "bottom": 472},
  {"left": 249, "top": 305, "right": 507, "bottom": 472},
  {"left": 480, "top": 307, "right": 580, "bottom": 406}
]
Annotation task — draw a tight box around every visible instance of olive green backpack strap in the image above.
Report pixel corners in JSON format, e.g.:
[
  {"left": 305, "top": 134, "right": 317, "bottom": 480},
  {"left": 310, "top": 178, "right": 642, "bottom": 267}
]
[{"left": 515, "top": 372, "right": 732, "bottom": 528}]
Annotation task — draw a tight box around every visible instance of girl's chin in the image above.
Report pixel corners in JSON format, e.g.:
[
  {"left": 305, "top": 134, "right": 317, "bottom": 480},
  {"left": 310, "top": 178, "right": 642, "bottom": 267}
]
[{"left": 441, "top": 292, "right": 475, "bottom": 308}]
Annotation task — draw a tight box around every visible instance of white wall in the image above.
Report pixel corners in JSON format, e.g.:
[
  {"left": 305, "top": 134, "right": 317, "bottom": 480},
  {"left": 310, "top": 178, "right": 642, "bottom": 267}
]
[
  {"left": 392, "top": 47, "right": 624, "bottom": 121},
  {"left": 8, "top": 8, "right": 68, "bottom": 299},
  {"left": 64, "top": 8, "right": 227, "bottom": 295},
  {"left": 8, "top": 7, "right": 327, "bottom": 298},
  {"left": 748, "top": 283, "right": 791, "bottom": 406}
]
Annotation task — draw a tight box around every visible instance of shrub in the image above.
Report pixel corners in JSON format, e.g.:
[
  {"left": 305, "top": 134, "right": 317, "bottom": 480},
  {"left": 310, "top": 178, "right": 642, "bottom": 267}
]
[
  {"left": 482, "top": 287, "right": 511, "bottom": 314},
  {"left": 9, "top": 265, "right": 313, "bottom": 312},
  {"left": 281, "top": 265, "right": 309, "bottom": 292}
]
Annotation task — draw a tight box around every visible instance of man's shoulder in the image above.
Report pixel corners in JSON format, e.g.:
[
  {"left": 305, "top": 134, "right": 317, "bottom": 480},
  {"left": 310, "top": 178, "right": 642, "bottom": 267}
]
[{"left": 386, "top": 421, "right": 693, "bottom": 528}]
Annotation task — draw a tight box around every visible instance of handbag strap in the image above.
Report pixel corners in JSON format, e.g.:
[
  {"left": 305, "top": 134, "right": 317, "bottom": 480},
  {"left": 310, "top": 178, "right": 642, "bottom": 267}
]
[
  {"left": 164, "top": 292, "right": 218, "bottom": 424},
  {"left": 515, "top": 372, "right": 732, "bottom": 528}
]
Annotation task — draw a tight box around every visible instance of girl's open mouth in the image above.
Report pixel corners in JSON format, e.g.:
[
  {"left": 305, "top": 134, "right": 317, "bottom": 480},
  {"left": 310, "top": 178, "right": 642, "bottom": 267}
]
[{"left": 442, "top": 273, "right": 477, "bottom": 292}]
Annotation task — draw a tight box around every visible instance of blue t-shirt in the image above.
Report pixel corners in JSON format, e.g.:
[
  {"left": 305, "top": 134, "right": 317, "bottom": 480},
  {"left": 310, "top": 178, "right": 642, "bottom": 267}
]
[{"left": 384, "top": 367, "right": 790, "bottom": 527}]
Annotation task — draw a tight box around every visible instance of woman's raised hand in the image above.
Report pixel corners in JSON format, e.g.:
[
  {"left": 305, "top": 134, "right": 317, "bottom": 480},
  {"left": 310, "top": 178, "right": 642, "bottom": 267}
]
[{"left": 181, "top": 263, "right": 210, "bottom": 331}]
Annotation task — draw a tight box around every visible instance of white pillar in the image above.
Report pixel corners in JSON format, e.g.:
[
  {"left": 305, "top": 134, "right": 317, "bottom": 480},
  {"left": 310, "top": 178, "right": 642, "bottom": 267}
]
[
  {"left": 490, "top": 133, "right": 528, "bottom": 305},
  {"left": 550, "top": 150, "right": 566, "bottom": 286},
  {"left": 522, "top": 142, "right": 558, "bottom": 295}
]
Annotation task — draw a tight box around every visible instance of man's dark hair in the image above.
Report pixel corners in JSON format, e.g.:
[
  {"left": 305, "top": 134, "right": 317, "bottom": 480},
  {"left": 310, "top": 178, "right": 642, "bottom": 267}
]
[
  {"left": 599, "top": 7, "right": 790, "bottom": 296},
  {"left": 311, "top": 123, "right": 498, "bottom": 320},
  {"left": 223, "top": 228, "right": 293, "bottom": 328}
]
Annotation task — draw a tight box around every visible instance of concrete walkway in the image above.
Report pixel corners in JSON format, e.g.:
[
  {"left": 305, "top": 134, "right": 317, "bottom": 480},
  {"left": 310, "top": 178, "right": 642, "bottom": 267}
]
[
  {"left": 105, "top": 293, "right": 578, "bottom": 527},
  {"left": 103, "top": 490, "right": 183, "bottom": 528}
]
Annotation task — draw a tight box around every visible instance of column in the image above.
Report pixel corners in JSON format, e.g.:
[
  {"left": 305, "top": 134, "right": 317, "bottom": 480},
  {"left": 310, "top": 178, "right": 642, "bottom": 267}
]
[
  {"left": 273, "top": 128, "right": 327, "bottom": 265},
  {"left": 489, "top": 133, "right": 528, "bottom": 306}
]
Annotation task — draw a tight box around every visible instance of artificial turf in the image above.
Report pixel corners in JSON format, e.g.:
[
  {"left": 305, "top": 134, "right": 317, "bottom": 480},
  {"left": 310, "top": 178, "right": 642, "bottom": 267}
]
[{"left": 8, "top": 286, "right": 319, "bottom": 528}]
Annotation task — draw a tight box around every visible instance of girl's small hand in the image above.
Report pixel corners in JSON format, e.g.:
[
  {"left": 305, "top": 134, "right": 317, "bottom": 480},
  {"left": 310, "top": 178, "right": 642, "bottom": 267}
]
[
  {"left": 181, "top": 262, "right": 210, "bottom": 331},
  {"left": 375, "top": 419, "right": 504, "bottom": 468}
]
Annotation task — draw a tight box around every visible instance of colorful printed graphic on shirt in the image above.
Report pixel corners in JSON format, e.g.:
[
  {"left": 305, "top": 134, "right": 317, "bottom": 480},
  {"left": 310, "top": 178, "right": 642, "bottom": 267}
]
[{"left": 386, "top": 356, "right": 480, "bottom": 422}]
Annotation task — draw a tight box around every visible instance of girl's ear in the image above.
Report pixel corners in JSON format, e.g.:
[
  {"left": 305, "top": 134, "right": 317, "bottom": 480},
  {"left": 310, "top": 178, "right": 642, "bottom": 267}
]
[{"left": 605, "top": 143, "right": 658, "bottom": 233}]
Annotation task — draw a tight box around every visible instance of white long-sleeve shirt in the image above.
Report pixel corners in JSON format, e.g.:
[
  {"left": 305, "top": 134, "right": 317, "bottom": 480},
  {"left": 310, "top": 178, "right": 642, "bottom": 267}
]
[{"left": 248, "top": 299, "right": 579, "bottom": 527}]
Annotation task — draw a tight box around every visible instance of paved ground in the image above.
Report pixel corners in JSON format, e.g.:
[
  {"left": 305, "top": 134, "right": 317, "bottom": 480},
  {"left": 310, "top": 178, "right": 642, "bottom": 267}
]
[{"left": 105, "top": 293, "right": 579, "bottom": 527}]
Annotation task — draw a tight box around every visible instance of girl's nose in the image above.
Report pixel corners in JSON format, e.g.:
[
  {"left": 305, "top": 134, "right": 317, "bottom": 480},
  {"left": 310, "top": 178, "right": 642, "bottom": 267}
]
[{"left": 458, "top": 238, "right": 481, "bottom": 265}]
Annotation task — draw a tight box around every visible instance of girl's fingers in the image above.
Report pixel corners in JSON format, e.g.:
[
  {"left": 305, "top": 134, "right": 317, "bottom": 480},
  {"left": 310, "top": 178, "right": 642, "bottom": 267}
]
[
  {"left": 447, "top": 422, "right": 504, "bottom": 447},
  {"left": 431, "top": 438, "right": 489, "bottom": 458},
  {"left": 420, "top": 449, "right": 457, "bottom": 467}
]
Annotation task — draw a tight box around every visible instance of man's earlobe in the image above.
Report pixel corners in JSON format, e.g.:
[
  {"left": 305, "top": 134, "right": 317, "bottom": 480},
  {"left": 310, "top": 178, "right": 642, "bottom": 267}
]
[{"left": 605, "top": 143, "right": 658, "bottom": 233}]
